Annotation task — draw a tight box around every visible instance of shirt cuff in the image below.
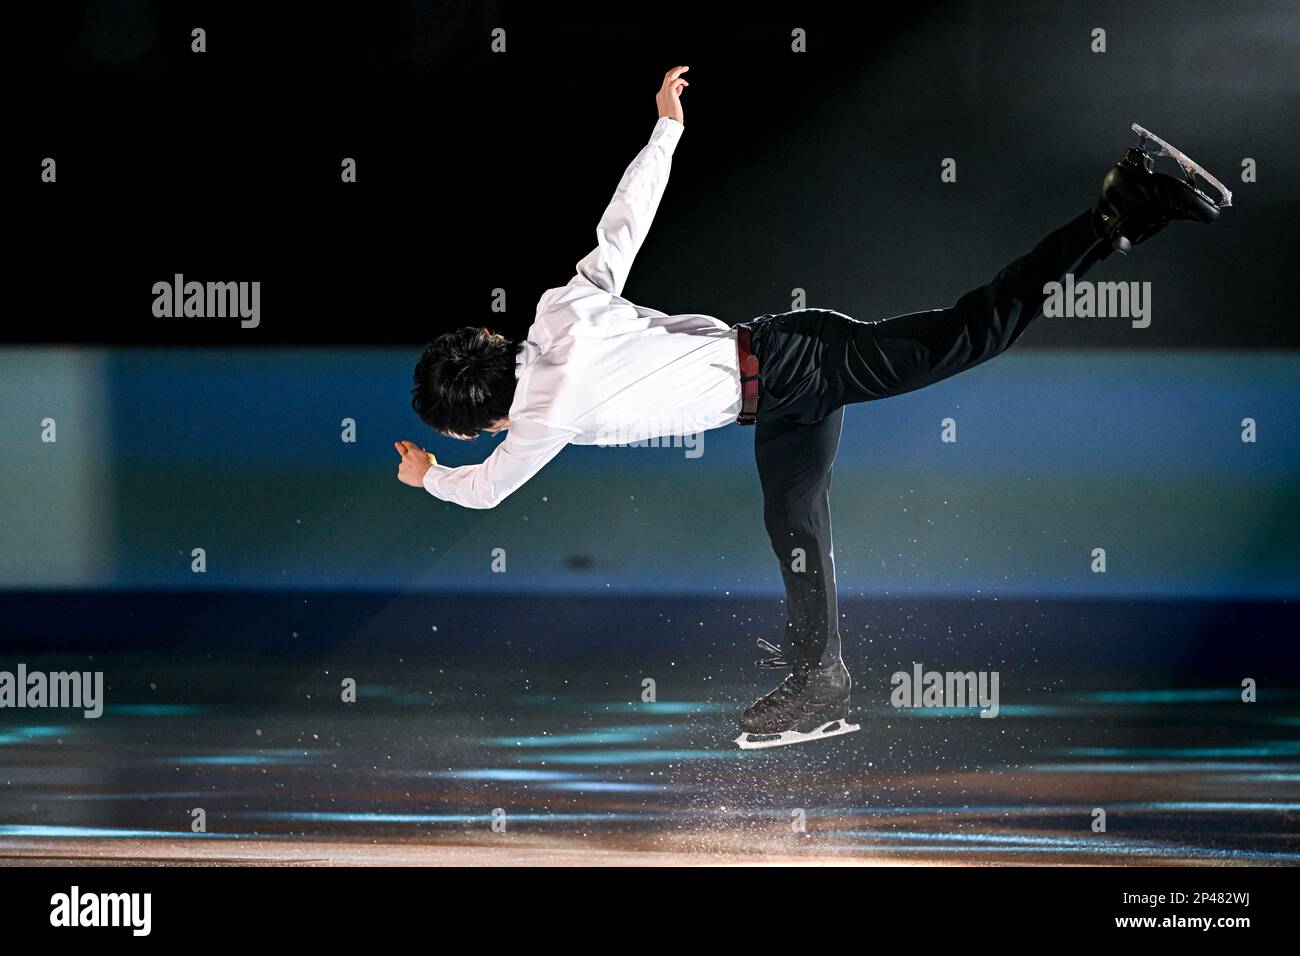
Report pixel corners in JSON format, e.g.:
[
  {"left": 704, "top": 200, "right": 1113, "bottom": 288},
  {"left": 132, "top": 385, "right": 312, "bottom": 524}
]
[
  {"left": 652, "top": 115, "right": 684, "bottom": 156},
  {"left": 422, "top": 462, "right": 450, "bottom": 498}
]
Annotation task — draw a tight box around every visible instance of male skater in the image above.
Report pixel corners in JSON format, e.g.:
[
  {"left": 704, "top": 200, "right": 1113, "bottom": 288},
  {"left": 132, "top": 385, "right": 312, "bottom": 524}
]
[{"left": 396, "top": 66, "right": 1222, "bottom": 747}]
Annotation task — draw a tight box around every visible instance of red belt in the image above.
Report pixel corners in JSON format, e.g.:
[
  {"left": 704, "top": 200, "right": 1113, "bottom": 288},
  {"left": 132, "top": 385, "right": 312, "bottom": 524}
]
[{"left": 736, "top": 325, "right": 760, "bottom": 425}]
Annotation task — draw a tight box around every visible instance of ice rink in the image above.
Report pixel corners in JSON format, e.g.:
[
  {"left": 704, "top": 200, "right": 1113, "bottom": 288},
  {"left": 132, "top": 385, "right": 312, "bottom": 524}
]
[{"left": 2, "top": 594, "right": 1297, "bottom": 867}]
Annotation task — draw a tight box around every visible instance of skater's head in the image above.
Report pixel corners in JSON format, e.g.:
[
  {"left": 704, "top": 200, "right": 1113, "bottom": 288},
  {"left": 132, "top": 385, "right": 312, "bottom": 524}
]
[{"left": 411, "top": 327, "right": 517, "bottom": 440}]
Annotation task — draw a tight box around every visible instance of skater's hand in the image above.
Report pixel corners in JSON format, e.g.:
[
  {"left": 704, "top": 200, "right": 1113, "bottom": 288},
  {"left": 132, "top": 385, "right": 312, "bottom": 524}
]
[
  {"left": 656, "top": 66, "right": 689, "bottom": 127},
  {"left": 395, "top": 440, "right": 435, "bottom": 488}
]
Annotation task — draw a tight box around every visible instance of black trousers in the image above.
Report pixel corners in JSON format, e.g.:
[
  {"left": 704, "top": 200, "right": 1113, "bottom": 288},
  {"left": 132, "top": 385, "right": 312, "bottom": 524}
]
[{"left": 739, "top": 209, "right": 1111, "bottom": 670}]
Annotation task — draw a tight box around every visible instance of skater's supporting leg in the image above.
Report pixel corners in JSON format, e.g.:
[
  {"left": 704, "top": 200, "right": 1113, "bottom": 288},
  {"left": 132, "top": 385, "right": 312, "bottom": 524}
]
[{"left": 754, "top": 406, "right": 845, "bottom": 670}]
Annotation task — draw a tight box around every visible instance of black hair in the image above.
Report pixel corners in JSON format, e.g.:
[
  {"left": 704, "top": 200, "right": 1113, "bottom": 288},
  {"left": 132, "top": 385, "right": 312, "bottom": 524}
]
[{"left": 411, "top": 327, "right": 519, "bottom": 438}]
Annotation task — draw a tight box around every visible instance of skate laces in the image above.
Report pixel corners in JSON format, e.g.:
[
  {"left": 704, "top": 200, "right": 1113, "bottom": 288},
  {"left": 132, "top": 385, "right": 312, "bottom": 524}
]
[
  {"left": 763, "top": 669, "right": 811, "bottom": 708},
  {"left": 753, "top": 640, "right": 811, "bottom": 709},
  {"left": 754, "top": 639, "right": 789, "bottom": 669}
]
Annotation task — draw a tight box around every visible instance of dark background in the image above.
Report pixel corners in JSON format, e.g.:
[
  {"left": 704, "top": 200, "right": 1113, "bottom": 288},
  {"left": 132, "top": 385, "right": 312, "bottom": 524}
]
[
  {"left": 12, "top": 0, "right": 1300, "bottom": 347},
  {"left": 4, "top": 0, "right": 1298, "bottom": 631},
  {"left": 4, "top": 0, "right": 1297, "bottom": 634}
]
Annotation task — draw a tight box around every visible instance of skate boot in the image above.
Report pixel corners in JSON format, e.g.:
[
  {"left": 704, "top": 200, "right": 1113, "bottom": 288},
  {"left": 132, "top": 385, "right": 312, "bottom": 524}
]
[
  {"left": 1096, "top": 124, "right": 1231, "bottom": 255},
  {"left": 735, "top": 640, "right": 858, "bottom": 750}
]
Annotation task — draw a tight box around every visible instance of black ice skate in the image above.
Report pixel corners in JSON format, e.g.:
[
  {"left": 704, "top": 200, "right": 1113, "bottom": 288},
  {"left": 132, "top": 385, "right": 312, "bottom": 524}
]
[
  {"left": 1096, "top": 124, "right": 1231, "bottom": 255},
  {"left": 735, "top": 640, "right": 859, "bottom": 750}
]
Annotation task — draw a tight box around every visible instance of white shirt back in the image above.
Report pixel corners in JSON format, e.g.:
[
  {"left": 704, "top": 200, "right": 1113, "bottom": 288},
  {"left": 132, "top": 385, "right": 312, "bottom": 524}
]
[{"left": 424, "top": 116, "right": 740, "bottom": 509}]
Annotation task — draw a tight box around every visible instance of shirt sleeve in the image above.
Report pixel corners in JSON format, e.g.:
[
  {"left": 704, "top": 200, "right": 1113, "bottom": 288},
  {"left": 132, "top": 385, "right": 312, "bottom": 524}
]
[
  {"left": 571, "top": 116, "right": 684, "bottom": 297},
  {"left": 421, "top": 418, "right": 572, "bottom": 510}
]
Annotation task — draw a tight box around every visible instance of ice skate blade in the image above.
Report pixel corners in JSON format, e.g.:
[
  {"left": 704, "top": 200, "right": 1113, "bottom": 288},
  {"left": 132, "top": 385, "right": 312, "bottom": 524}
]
[
  {"left": 1131, "top": 123, "right": 1233, "bottom": 208},
  {"left": 734, "top": 719, "right": 860, "bottom": 750}
]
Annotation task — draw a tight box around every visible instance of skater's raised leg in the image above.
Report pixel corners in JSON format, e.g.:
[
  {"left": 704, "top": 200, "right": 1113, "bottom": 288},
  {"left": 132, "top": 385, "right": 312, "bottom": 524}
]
[
  {"left": 833, "top": 210, "right": 1112, "bottom": 407},
  {"left": 751, "top": 210, "right": 1111, "bottom": 423}
]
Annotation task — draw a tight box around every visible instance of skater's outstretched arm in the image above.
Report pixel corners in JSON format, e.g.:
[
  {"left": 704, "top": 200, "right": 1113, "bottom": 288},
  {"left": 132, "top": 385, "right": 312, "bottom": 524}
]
[
  {"left": 570, "top": 66, "right": 689, "bottom": 298},
  {"left": 395, "top": 417, "right": 572, "bottom": 510}
]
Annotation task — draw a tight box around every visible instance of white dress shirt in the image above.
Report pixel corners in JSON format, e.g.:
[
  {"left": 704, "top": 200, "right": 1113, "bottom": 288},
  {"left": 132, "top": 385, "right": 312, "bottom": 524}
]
[{"left": 424, "top": 116, "right": 742, "bottom": 509}]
